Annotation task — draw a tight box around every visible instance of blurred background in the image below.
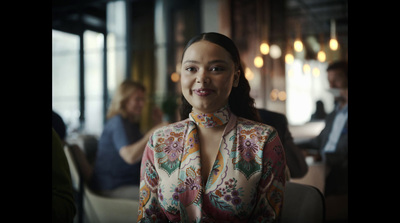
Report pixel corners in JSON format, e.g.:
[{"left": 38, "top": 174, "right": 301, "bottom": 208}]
[{"left": 52, "top": 0, "right": 348, "bottom": 141}]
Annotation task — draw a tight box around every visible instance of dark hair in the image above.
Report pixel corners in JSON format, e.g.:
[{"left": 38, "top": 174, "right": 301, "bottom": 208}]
[
  {"left": 52, "top": 111, "right": 66, "bottom": 140},
  {"left": 327, "top": 60, "right": 348, "bottom": 79},
  {"left": 179, "top": 32, "right": 261, "bottom": 122}
]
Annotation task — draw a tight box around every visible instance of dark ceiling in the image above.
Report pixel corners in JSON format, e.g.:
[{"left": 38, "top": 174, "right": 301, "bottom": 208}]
[
  {"left": 52, "top": 0, "right": 348, "bottom": 49},
  {"left": 285, "top": 0, "right": 348, "bottom": 48},
  {"left": 52, "top": 0, "right": 108, "bottom": 34}
]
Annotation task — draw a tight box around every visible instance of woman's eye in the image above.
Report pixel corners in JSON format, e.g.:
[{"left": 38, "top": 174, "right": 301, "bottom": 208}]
[
  {"left": 185, "top": 67, "right": 197, "bottom": 72},
  {"left": 210, "top": 67, "right": 224, "bottom": 72}
]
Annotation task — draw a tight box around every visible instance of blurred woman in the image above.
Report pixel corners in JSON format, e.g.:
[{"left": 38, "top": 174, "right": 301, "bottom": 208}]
[
  {"left": 137, "top": 32, "right": 286, "bottom": 222},
  {"left": 90, "top": 80, "right": 166, "bottom": 200}
]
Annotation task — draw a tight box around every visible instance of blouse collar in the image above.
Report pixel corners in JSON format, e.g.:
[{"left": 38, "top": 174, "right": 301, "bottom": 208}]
[{"left": 189, "top": 105, "right": 231, "bottom": 128}]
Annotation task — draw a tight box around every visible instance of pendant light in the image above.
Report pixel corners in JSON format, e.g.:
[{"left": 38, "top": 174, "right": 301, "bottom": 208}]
[
  {"left": 317, "top": 33, "right": 326, "bottom": 62},
  {"left": 329, "top": 19, "right": 339, "bottom": 51},
  {"left": 285, "top": 38, "right": 294, "bottom": 64}
]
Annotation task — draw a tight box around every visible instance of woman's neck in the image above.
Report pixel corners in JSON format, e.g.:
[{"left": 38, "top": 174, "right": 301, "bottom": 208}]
[{"left": 189, "top": 105, "right": 230, "bottom": 128}]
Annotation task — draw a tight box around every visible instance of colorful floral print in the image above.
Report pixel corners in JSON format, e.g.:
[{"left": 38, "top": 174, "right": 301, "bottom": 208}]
[{"left": 137, "top": 109, "right": 286, "bottom": 222}]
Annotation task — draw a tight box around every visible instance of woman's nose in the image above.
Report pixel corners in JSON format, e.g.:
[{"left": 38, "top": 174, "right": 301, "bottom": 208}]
[{"left": 196, "top": 70, "right": 209, "bottom": 83}]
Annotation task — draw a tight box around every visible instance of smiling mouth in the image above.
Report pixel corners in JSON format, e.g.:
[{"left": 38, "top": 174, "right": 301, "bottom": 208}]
[{"left": 193, "top": 88, "right": 214, "bottom": 96}]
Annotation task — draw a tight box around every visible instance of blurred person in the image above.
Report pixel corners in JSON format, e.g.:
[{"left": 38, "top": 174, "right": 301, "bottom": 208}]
[
  {"left": 52, "top": 128, "right": 76, "bottom": 223},
  {"left": 90, "top": 80, "right": 167, "bottom": 200},
  {"left": 52, "top": 110, "right": 67, "bottom": 142},
  {"left": 257, "top": 108, "right": 308, "bottom": 178},
  {"left": 310, "top": 100, "right": 327, "bottom": 121},
  {"left": 137, "top": 32, "right": 286, "bottom": 222},
  {"left": 52, "top": 109, "right": 93, "bottom": 181},
  {"left": 297, "top": 60, "right": 348, "bottom": 221}
]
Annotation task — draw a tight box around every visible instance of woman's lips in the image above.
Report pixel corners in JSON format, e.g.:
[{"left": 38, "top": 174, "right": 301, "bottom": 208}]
[{"left": 193, "top": 88, "right": 215, "bottom": 96}]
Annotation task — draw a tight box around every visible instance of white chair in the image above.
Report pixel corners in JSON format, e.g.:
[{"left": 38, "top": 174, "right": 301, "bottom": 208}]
[
  {"left": 64, "top": 144, "right": 139, "bottom": 223},
  {"left": 281, "top": 181, "right": 325, "bottom": 223}
]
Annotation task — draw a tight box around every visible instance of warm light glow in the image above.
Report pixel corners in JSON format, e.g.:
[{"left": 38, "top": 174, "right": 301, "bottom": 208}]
[
  {"left": 285, "top": 53, "right": 294, "bottom": 64},
  {"left": 294, "top": 39, "right": 303, "bottom": 52},
  {"left": 254, "top": 56, "right": 264, "bottom": 68},
  {"left": 278, "top": 91, "right": 286, "bottom": 101},
  {"left": 171, "top": 72, "right": 180, "bottom": 82},
  {"left": 312, "top": 67, "right": 320, "bottom": 77},
  {"left": 245, "top": 67, "right": 254, "bottom": 80},
  {"left": 303, "top": 63, "right": 311, "bottom": 73},
  {"left": 317, "top": 51, "right": 326, "bottom": 62},
  {"left": 270, "top": 89, "right": 279, "bottom": 101},
  {"left": 270, "top": 89, "right": 286, "bottom": 101},
  {"left": 260, "top": 43, "right": 269, "bottom": 55},
  {"left": 329, "top": 19, "right": 338, "bottom": 51},
  {"left": 270, "top": 44, "right": 282, "bottom": 59},
  {"left": 329, "top": 38, "right": 339, "bottom": 51}
]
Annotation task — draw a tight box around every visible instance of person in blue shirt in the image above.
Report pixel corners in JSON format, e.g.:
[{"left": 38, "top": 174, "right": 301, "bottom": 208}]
[{"left": 90, "top": 80, "right": 167, "bottom": 200}]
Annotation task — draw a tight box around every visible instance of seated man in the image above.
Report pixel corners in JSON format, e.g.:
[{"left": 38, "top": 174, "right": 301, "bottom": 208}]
[{"left": 296, "top": 60, "right": 348, "bottom": 222}]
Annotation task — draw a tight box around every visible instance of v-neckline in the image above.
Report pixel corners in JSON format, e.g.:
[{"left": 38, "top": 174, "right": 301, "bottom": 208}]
[{"left": 199, "top": 125, "right": 226, "bottom": 189}]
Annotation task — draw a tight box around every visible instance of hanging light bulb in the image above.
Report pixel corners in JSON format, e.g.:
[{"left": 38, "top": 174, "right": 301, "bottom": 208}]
[
  {"left": 270, "top": 89, "right": 279, "bottom": 101},
  {"left": 254, "top": 56, "right": 264, "bottom": 68},
  {"left": 312, "top": 67, "right": 320, "bottom": 77},
  {"left": 329, "top": 19, "right": 339, "bottom": 51},
  {"left": 317, "top": 33, "right": 326, "bottom": 62},
  {"left": 285, "top": 53, "right": 294, "bottom": 64},
  {"left": 317, "top": 51, "right": 326, "bottom": 62},
  {"left": 294, "top": 39, "right": 303, "bottom": 52},
  {"left": 270, "top": 44, "right": 282, "bottom": 59},
  {"left": 260, "top": 42, "right": 269, "bottom": 55},
  {"left": 329, "top": 38, "right": 338, "bottom": 51},
  {"left": 285, "top": 38, "right": 294, "bottom": 64},
  {"left": 303, "top": 63, "right": 311, "bottom": 73},
  {"left": 278, "top": 91, "right": 286, "bottom": 101},
  {"left": 294, "top": 23, "right": 304, "bottom": 52}
]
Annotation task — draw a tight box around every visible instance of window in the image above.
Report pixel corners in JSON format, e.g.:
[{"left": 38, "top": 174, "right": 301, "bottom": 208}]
[
  {"left": 285, "top": 59, "right": 334, "bottom": 125},
  {"left": 52, "top": 29, "right": 80, "bottom": 136},
  {"left": 52, "top": 29, "right": 107, "bottom": 138},
  {"left": 84, "top": 30, "right": 105, "bottom": 136}
]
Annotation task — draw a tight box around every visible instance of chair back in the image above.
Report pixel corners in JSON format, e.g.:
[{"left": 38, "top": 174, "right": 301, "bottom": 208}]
[
  {"left": 64, "top": 145, "right": 139, "bottom": 223},
  {"left": 74, "top": 134, "right": 99, "bottom": 166},
  {"left": 281, "top": 182, "right": 325, "bottom": 223}
]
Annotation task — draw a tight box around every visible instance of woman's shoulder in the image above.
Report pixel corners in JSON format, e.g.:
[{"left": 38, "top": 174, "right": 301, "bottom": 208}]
[
  {"left": 148, "top": 119, "right": 190, "bottom": 147},
  {"left": 152, "top": 119, "right": 190, "bottom": 136},
  {"left": 104, "top": 114, "right": 125, "bottom": 127},
  {"left": 236, "top": 116, "right": 277, "bottom": 135},
  {"left": 107, "top": 114, "right": 124, "bottom": 122}
]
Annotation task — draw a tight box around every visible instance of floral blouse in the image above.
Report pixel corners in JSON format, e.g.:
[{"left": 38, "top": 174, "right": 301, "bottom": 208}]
[{"left": 137, "top": 110, "right": 286, "bottom": 222}]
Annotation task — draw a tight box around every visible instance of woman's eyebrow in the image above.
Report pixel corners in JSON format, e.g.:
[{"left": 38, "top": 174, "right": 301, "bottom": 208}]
[
  {"left": 182, "top": 59, "right": 229, "bottom": 65},
  {"left": 182, "top": 60, "right": 200, "bottom": 64}
]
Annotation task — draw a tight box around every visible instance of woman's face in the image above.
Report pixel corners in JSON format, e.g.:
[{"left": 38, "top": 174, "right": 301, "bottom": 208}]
[
  {"left": 125, "top": 89, "right": 145, "bottom": 117},
  {"left": 180, "top": 40, "right": 239, "bottom": 113}
]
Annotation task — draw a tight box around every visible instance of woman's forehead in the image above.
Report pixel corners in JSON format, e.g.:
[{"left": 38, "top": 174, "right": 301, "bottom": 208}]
[{"left": 182, "top": 40, "right": 233, "bottom": 64}]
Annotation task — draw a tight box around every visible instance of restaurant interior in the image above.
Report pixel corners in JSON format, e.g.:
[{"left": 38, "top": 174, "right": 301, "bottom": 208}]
[{"left": 52, "top": 0, "right": 348, "bottom": 222}]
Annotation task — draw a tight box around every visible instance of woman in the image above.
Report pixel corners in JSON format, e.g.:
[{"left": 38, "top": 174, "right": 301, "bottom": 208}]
[
  {"left": 90, "top": 80, "right": 166, "bottom": 200},
  {"left": 137, "top": 32, "right": 286, "bottom": 222}
]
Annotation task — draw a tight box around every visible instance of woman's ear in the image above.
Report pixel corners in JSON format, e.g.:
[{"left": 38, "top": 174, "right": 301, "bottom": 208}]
[{"left": 233, "top": 70, "right": 240, "bottom": 87}]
